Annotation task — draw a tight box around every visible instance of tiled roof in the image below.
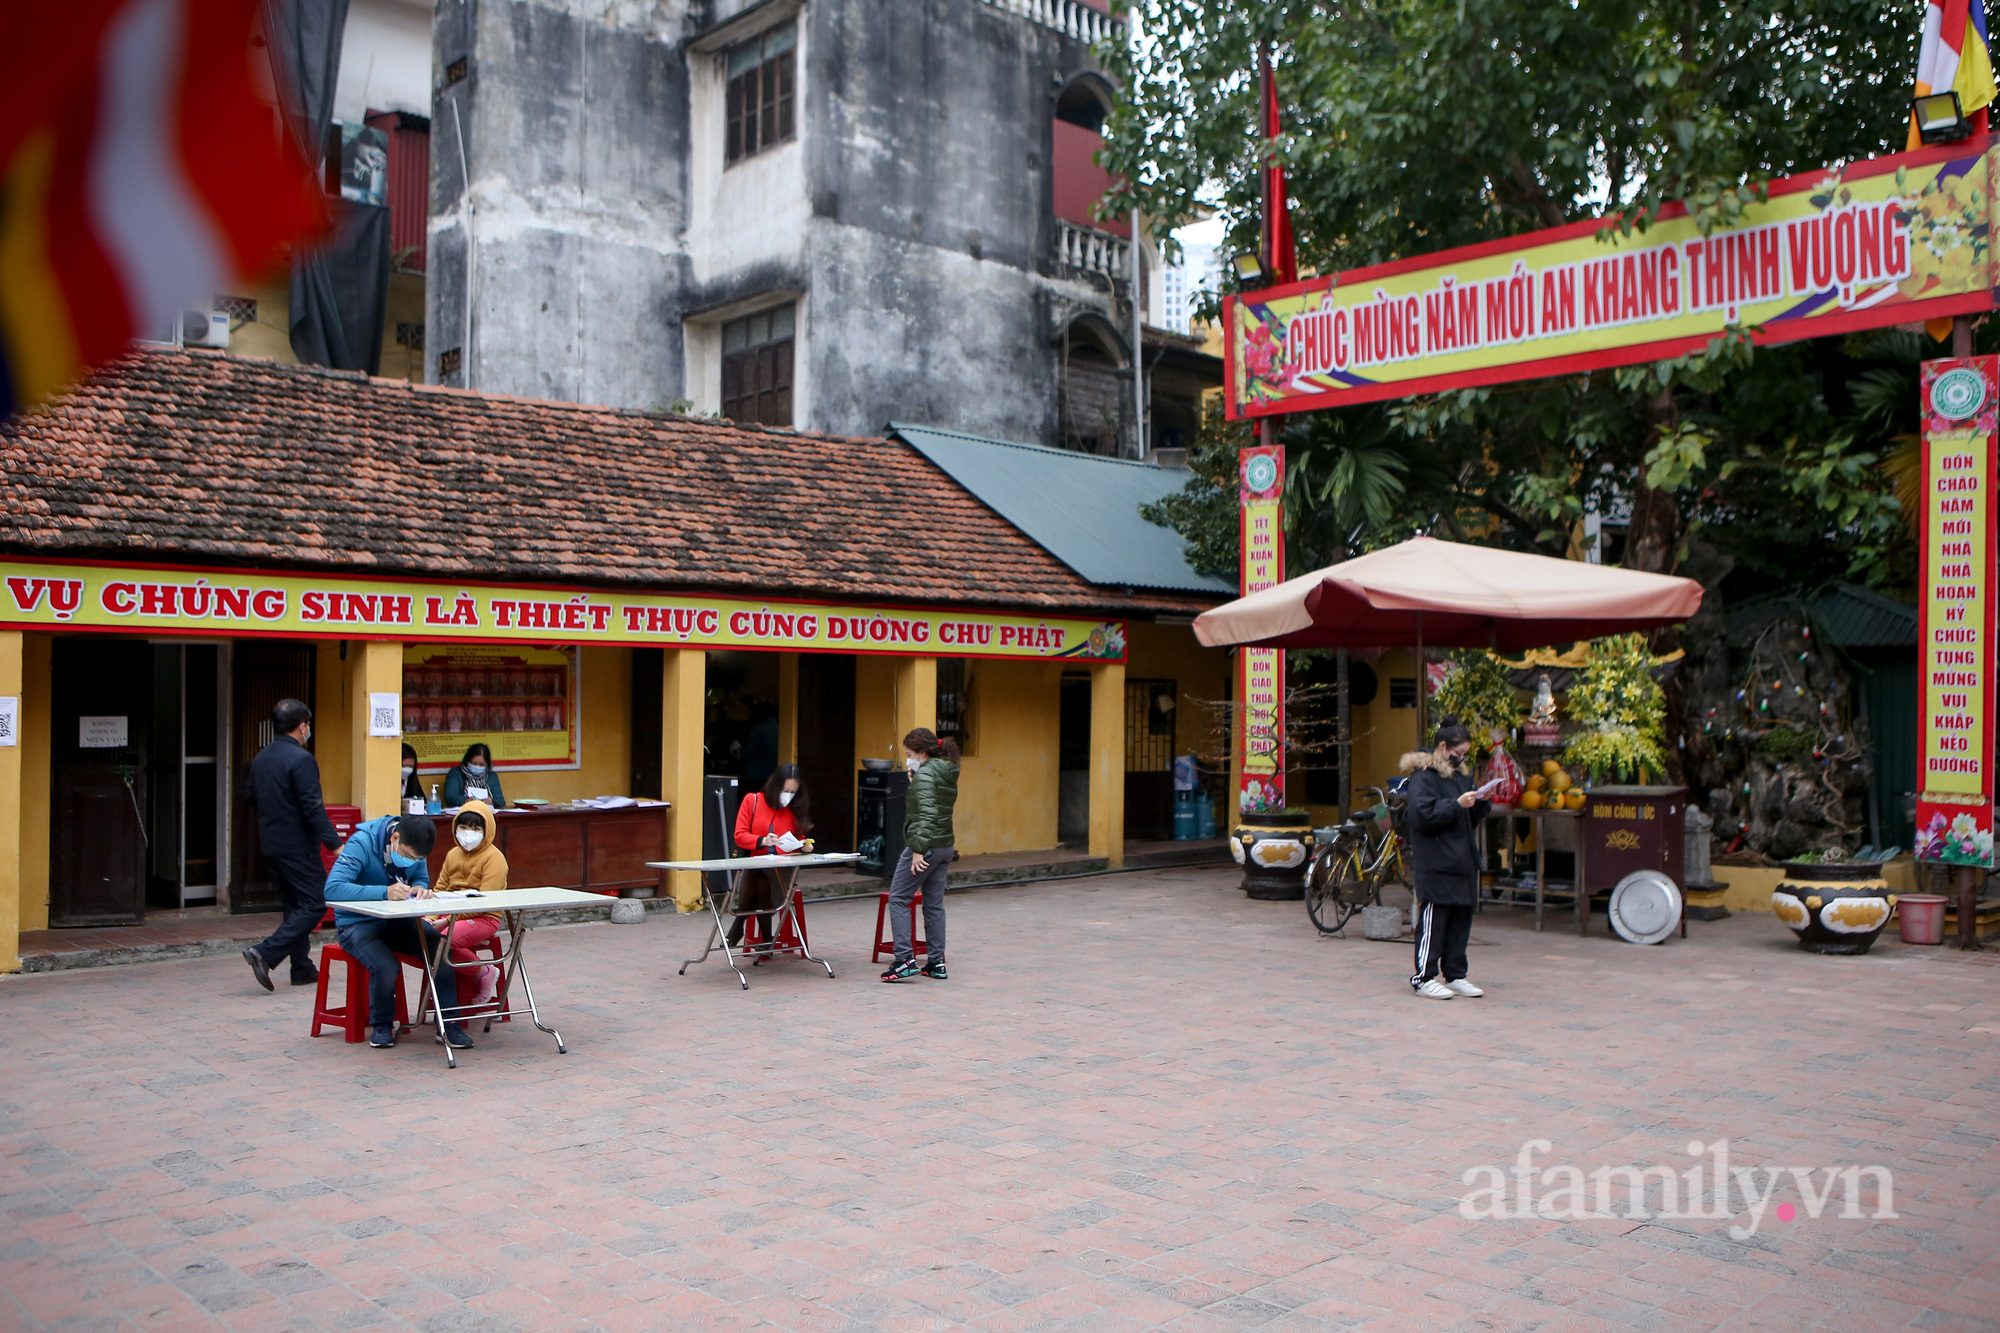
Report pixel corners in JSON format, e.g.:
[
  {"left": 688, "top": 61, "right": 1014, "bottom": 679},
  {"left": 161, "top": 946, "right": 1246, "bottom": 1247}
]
[{"left": 0, "top": 351, "right": 1220, "bottom": 618}]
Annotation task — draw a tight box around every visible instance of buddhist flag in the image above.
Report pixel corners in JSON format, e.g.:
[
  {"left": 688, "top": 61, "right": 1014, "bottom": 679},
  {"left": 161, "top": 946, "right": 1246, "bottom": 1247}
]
[
  {"left": 1910, "top": 0, "right": 1999, "bottom": 148},
  {"left": 0, "top": 0, "right": 325, "bottom": 417}
]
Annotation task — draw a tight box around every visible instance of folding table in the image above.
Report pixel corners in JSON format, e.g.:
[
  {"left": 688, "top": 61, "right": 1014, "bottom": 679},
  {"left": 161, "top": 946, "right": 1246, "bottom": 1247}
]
[
  {"left": 329, "top": 887, "right": 613, "bottom": 1067},
  {"left": 648, "top": 852, "right": 860, "bottom": 989}
]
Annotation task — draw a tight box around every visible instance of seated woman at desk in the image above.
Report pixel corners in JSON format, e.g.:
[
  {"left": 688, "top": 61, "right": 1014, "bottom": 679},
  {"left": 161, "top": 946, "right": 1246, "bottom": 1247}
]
[
  {"left": 428, "top": 800, "right": 508, "bottom": 1006},
  {"left": 729, "top": 763, "right": 813, "bottom": 949},
  {"left": 442, "top": 742, "right": 505, "bottom": 809},
  {"left": 401, "top": 743, "right": 424, "bottom": 807}
]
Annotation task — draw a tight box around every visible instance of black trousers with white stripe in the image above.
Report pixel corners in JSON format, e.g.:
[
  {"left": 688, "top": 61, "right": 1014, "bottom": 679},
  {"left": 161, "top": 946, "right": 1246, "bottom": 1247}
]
[{"left": 1410, "top": 900, "right": 1474, "bottom": 987}]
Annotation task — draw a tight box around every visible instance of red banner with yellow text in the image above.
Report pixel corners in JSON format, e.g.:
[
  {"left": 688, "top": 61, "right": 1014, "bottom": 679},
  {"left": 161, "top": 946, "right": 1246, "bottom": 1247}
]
[{"left": 1226, "top": 138, "right": 1998, "bottom": 416}]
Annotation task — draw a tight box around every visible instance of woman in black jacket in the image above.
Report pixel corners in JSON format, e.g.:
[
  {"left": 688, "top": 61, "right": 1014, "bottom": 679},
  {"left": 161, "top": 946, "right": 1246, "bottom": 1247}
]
[{"left": 1401, "top": 715, "right": 1494, "bottom": 1000}]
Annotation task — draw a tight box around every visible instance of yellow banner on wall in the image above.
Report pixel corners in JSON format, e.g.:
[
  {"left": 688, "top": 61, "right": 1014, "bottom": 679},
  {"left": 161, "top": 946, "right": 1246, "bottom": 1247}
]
[
  {"left": 0, "top": 558, "right": 1131, "bottom": 663},
  {"left": 1226, "top": 138, "right": 1998, "bottom": 416}
]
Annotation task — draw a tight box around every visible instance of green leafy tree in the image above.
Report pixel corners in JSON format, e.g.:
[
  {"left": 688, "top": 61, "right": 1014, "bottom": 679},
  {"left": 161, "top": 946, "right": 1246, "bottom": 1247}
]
[
  {"left": 1562, "top": 634, "right": 1670, "bottom": 779},
  {"left": 1109, "top": 0, "right": 1923, "bottom": 598},
  {"left": 1432, "top": 650, "right": 1524, "bottom": 758}
]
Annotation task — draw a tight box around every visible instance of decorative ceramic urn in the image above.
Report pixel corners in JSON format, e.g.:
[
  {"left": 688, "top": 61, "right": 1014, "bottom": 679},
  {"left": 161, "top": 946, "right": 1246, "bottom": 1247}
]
[
  {"left": 1233, "top": 810, "right": 1315, "bottom": 900},
  {"left": 1770, "top": 860, "right": 1896, "bottom": 955}
]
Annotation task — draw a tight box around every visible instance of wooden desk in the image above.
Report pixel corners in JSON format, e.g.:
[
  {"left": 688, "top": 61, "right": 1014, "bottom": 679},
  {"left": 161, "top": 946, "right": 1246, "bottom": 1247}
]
[{"left": 422, "top": 804, "right": 669, "bottom": 898}]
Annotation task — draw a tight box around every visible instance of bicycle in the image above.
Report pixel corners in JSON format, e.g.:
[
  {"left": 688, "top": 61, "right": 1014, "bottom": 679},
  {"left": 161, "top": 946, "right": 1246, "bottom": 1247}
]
[{"left": 1304, "top": 784, "right": 1412, "bottom": 934}]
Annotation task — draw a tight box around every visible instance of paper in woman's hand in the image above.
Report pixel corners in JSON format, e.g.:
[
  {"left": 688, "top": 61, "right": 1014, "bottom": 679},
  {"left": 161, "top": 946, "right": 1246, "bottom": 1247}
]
[{"left": 776, "top": 831, "right": 805, "bottom": 853}]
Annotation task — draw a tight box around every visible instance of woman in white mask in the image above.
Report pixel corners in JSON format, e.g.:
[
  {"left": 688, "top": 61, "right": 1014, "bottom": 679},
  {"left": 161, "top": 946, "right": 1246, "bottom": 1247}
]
[
  {"left": 442, "top": 742, "right": 506, "bottom": 809},
  {"left": 728, "top": 763, "right": 813, "bottom": 949}
]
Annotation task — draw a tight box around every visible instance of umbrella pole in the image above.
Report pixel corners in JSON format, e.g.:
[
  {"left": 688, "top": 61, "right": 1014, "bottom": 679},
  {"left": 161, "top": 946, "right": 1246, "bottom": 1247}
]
[{"left": 1415, "top": 611, "right": 1426, "bottom": 745}]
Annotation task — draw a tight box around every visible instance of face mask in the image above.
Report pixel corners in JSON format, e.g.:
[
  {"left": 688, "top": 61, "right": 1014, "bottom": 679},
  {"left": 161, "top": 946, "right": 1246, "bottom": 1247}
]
[
  {"left": 905, "top": 756, "right": 923, "bottom": 773},
  {"left": 778, "top": 791, "right": 795, "bottom": 807},
  {"left": 467, "top": 762, "right": 487, "bottom": 775},
  {"left": 455, "top": 828, "right": 484, "bottom": 852},
  {"left": 402, "top": 764, "right": 417, "bottom": 776},
  {"left": 389, "top": 847, "right": 421, "bottom": 869}
]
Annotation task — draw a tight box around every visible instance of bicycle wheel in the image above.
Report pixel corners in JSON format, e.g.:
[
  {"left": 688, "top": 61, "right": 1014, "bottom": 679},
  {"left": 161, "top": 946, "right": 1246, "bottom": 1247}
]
[{"left": 1307, "top": 848, "right": 1366, "bottom": 933}]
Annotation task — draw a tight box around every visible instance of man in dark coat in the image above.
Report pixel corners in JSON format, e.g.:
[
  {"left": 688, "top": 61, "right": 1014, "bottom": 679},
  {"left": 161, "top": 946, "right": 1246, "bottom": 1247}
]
[
  {"left": 241, "top": 698, "right": 342, "bottom": 990},
  {"left": 1403, "top": 716, "right": 1494, "bottom": 1000}
]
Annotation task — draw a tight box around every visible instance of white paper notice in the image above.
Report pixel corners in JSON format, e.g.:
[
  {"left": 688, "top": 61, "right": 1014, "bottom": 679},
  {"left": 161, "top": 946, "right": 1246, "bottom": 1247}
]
[
  {"left": 776, "top": 831, "right": 804, "bottom": 853},
  {"left": 79, "top": 715, "right": 128, "bottom": 748},
  {"left": 0, "top": 697, "right": 17, "bottom": 748},
  {"left": 369, "top": 693, "right": 402, "bottom": 738}
]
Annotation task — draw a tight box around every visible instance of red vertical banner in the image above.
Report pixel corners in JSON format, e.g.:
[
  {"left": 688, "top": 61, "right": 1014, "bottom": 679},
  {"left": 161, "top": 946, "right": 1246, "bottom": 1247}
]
[
  {"left": 1917, "top": 356, "right": 1999, "bottom": 868},
  {"left": 1239, "top": 445, "right": 1286, "bottom": 813}
]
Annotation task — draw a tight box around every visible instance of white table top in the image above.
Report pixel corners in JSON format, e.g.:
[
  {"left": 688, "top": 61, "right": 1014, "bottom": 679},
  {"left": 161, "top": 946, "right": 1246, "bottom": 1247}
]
[
  {"left": 328, "top": 887, "right": 616, "bottom": 919},
  {"left": 646, "top": 852, "right": 863, "bottom": 873}
]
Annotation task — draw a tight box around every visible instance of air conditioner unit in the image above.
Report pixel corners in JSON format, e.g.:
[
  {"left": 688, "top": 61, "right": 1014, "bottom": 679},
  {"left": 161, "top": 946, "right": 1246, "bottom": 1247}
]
[{"left": 181, "top": 310, "right": 230, "bottom": 349}]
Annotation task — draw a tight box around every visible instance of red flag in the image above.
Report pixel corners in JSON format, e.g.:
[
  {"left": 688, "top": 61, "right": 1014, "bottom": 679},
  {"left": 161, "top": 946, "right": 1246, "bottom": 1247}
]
[
  {"left": 1260, "top": 51, "right": 1297, "bottom": 286},
  {"left": 0, "top": 0, "right": 325, "bottom": 415}
]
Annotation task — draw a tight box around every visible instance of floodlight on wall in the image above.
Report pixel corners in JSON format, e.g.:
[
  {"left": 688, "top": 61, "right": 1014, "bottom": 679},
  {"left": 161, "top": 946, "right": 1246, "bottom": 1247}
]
[
  {"left": 1914, "top": 90, "right": 1973, "bottom": 145},
  {"left": 1230, "top": 251, "right": 1266, "bottom": 288}
]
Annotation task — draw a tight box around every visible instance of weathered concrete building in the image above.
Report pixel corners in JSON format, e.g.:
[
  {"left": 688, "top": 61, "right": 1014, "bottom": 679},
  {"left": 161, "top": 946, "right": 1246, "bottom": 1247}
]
[{"left": 423, "top": 0, "right": 1208, "bottom": 452}]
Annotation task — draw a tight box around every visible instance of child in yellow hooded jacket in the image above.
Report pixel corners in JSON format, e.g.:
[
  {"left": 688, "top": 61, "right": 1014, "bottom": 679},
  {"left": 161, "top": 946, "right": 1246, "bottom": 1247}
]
[{"left": 429, "top": 799, "right": 508, "bottom": 1005}]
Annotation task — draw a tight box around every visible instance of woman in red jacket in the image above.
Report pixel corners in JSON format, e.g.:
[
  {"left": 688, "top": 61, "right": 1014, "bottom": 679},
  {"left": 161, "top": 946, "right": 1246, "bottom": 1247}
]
[{"left": 729, "top": 763, "right": 813, "bottom": 947}]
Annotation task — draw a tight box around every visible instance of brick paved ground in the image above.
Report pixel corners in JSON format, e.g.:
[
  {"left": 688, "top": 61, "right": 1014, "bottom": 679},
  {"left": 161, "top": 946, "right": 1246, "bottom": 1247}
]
[{"left": 2, "top": 865, "right": 1997, "bottom": 1332}]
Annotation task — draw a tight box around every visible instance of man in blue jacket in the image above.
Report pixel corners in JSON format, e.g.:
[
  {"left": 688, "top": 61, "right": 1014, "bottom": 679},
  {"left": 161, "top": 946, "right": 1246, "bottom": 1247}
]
[
  {"left": 241, "top": 699, "right": 342, "bottom": 991},
  {"left": 325, "top": 812, "right": 469, "bottom": 1050}
]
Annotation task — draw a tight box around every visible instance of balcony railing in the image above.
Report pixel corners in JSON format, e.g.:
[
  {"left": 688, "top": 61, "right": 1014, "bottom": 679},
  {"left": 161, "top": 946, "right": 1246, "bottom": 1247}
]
[
  {"left": 1055, "top": 218, "right": 1130, "bottom": 279},
  {"left": 981, "top": 0, "right": 1122, "bottom": 44}
]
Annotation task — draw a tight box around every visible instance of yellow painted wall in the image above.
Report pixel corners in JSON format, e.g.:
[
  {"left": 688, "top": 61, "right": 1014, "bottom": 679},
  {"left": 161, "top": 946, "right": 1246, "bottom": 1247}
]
[
  {"left": 314, "top": 641, "right": 353, "bottom": 804},
  {"left": 852, "top": 655, "right": 900, "bottom": 771},
  {"left": 20, "top": 634, "right": 51, "bottom": 932},
  {"left": 223, "top": 270, "right": 423, "bottom": 383},
  {"left": 503, "top": 645, "right": 633, "bottom": 802},
  {"left": 1349, "top": 648, "right": 1423, "bottom": 803},
  {"left": 953, "top": 659, "right": 1061, "bottom": 855}
]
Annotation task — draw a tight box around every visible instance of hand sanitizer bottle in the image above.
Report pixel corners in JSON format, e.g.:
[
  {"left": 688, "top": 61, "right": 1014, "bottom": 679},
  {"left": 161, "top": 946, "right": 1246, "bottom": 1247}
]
[{"left": 427, "top": 783, "right": 442, "bottom": 815}]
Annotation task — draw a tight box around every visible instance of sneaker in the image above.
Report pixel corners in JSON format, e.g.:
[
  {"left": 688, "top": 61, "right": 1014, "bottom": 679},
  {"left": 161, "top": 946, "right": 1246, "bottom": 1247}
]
[
  {"left": 1446, "top": 979, "right": 1484, "bottom": 997},
  {"left": 368, "top": 1025, "right": 397, "bottom": 1048},
  {"left": 880, "top": 959, "right": 923, "bottom": 983},
  {"left": 435, "top": 1026, "right": 474, "bottom": 1049},
  {"left": 1413, "top": 978, "right": 1456, "bottom": 1000},
  {"left": 920, "top": 961, "right": 948, "bottom": 980},
  {"left": 289, "top": 964, "right": 319, "bottom": 987},
  {"left": 242, "top": 948, "right": 274, "bottom": 993}
]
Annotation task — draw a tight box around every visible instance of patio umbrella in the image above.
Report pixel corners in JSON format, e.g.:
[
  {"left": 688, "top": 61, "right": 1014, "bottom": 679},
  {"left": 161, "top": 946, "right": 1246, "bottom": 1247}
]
[{"left": 1193, "top": 535, "right": 1704, "bottom": 738}]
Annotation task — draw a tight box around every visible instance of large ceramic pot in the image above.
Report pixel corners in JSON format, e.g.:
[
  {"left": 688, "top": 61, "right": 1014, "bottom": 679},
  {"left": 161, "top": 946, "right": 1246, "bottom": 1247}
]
[
  {"left": 1232, "top": 810, "right": 1315, "bottom": 900},
  {"left": 1770, "top": 861, "right": 1896, "bottom": 955}
]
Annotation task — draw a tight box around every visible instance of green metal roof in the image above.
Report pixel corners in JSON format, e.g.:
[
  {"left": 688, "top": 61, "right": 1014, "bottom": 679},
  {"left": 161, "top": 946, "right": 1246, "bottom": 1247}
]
[
  {"left": 889, "top": 424, "right": 1235, "bottom": 597},
  {"left": 1728, "top": 583, "right": 1917, "bottom": 648}
]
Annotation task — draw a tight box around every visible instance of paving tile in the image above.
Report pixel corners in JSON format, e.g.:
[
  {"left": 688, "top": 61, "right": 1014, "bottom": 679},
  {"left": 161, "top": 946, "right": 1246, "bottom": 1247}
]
[{"left": 1, "top": 869, "right": 1997, "bottom": 1331}]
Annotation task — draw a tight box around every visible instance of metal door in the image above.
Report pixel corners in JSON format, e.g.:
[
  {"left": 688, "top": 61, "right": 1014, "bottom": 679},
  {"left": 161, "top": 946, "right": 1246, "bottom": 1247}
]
[{"left": 49, "top": 639, "right": 152, "bottom": 924}]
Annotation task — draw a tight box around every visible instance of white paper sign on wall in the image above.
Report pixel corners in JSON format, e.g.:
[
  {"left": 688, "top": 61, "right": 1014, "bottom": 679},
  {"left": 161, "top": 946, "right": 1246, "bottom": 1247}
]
[
  {"left": 79, "top": 715, "right": 129, "bottom": 748},
  {"left": 369, "top": 693, "right": 402, "bottom": 738},
  {"left": 0, "top": 697, "right": 18, "bottom": 748}
]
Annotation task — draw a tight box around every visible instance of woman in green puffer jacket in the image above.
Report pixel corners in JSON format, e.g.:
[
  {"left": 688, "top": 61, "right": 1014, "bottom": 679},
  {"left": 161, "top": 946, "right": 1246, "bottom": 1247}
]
[{"left": 881, "top": 727, "right": 961, "bottom": 982}]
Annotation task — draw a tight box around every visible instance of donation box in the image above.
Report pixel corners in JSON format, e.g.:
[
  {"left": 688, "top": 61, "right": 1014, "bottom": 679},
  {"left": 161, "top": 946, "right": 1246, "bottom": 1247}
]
[{"left": 1583, "top": 785, "right": 1687, "bottom": 893}]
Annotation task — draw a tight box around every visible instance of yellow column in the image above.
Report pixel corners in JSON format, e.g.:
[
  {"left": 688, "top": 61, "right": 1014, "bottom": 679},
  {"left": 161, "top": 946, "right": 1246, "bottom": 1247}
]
[
  {"left": 662, "top": 648, "right": 706, "bottom": 910},
  {"left": 20, "top": 634, "right": 51, "bottom": 932},
  {"left": 777, "top": 653, "right": 800, "bottom": 765},
  {"left": 893, "top": 656, "right": 937, "bottom": 746},
  {"left": 348, "top": 640, "right": 404, "bottom": 819},
  {"left": 1089, "top": 659, "right": 1126, "bottom": 867},
  {"left": 0, "top": 633, "right": 23, "bottom": 972}
]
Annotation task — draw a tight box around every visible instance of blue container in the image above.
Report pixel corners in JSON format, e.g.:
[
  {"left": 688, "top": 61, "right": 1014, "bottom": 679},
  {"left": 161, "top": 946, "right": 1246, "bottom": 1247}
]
[
  {"left": 1173, "top": 792, "right": 1198, "bottom": 840},
  {"left": 1195, "top": 793, "right": 1217, "bottom": 839}
]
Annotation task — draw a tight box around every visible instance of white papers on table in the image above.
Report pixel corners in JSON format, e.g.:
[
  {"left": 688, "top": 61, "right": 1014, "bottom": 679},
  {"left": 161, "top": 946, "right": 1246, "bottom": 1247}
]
[{"left": 571, "top": 795, "right": 637, "bottom": 809}]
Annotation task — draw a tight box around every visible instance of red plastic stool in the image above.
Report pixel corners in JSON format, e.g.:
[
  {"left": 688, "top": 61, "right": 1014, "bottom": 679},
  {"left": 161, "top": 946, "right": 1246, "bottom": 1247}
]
[
  {"left": 742, "top": 888, "right": 812, "bottom": 958},
  {"left": 310, "top": 943, "right": 410, "bottom": 1043},
  {"left": 871, "top": 890, "right": 928, "bottom": 963}
]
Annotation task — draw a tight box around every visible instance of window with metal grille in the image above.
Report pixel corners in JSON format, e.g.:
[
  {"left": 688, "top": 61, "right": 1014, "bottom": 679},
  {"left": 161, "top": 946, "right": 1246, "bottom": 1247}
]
[
  {"left": 1124, "top": 679, "right": 1177, "bottom": 771},
  {"left": 936, "top": 658, "right": 972, "bottom": 757},
  {"left": 1389, "top": 677, "right": 1418, "bottom": 709},
  {"left": 721, "top": 304, "right": 795, "bottom": 426},
  {"left": 725, "top": 24, "right": 796, "bottom": 165}
]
